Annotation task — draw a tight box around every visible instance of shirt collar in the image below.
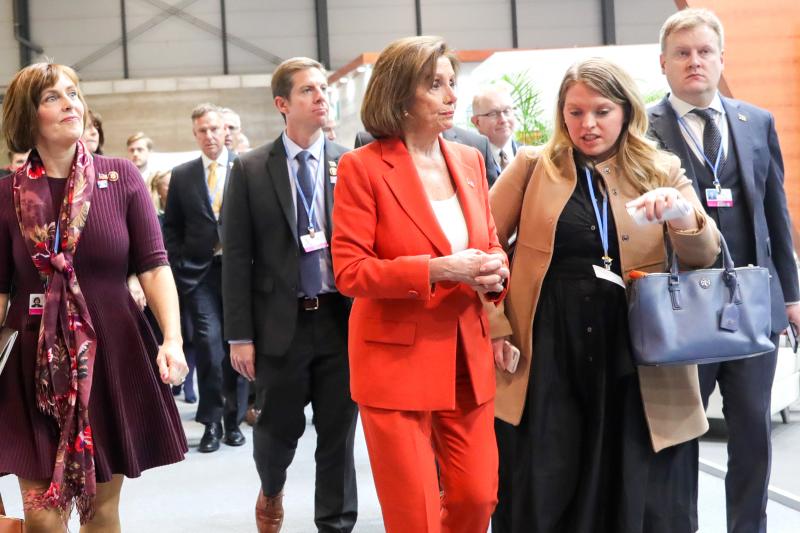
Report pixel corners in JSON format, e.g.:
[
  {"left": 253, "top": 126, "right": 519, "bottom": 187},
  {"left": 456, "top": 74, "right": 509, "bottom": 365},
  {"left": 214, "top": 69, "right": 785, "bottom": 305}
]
[
  {"left": 282, "top": 131, "right": 325, "bottom": 162},
  {"left": 491, "top": 139, "right": 514, "bottom": 160},
  {"left": 201, "top": 147, "right": 229, "bottom": 170},
  {"left": 668, "top": 92, "right": 725, "bottom": 119}
]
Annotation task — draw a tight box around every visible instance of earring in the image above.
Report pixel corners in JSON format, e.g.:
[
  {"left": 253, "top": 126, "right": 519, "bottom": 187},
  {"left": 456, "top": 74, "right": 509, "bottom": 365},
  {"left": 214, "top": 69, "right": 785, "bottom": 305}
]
[{"left": 402, "top": 110, "right": 409, "bottom": 118}]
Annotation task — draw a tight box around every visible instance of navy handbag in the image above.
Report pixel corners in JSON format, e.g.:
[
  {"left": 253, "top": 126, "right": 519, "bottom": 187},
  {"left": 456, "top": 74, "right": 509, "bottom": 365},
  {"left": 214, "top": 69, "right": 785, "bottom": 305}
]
[{"left": 627, "top": 233, "right": 774, "bottom": 366}]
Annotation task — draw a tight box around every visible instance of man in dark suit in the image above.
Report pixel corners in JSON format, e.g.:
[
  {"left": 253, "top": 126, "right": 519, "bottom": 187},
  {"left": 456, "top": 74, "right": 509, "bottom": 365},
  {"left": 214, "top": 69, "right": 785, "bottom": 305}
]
[
  {"left": 647, "top": 9, "right": 799, "bottom": 533},
  {"left": 354, "top": 124, "right": 499, "bottom": 186},
  {"left": 163, "top": 103, "right": 248, "bottom": 453},
  {"left": 471, "top": 85, "right": 521, "bottom": 178},
  {"left": 223, "top": 58, "right": 358, "bottom": 533}
]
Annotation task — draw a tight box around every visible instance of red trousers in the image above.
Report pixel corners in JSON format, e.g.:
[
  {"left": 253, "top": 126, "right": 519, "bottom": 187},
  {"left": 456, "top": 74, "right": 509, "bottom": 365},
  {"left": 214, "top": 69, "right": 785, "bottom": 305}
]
[{"left": 360, "top": 386, "right": 498, "bottom": 533}]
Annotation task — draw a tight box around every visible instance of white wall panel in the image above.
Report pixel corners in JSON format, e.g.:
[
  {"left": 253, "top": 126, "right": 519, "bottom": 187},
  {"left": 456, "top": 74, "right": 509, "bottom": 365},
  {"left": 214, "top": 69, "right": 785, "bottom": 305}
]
[
  {"left": 224, "top": 1, "right": 317, "bottom": 74},
  {"left": 615, "top": 0, "right": 677, "bottom": 45},
  {"left": 329, "top": 0, "right": 417, "bottom": 68},
  {"left": 421, "top": 0, "right": 512, "bottom": 51},
  {"left": 29, "top": 0, "right": 124, "bottom": 80},
  {"left": 0, "top": 0, "right": 680, "bottom": 84},
  {"left": 516, "top": 0, "right": 603, "bottom": 49}
]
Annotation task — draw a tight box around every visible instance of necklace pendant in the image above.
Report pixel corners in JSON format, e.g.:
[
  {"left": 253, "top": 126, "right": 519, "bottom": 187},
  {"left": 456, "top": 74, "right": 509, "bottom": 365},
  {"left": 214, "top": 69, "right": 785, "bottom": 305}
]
[{"left": 602, "top": 255, "right": 613, "bottom": 270}]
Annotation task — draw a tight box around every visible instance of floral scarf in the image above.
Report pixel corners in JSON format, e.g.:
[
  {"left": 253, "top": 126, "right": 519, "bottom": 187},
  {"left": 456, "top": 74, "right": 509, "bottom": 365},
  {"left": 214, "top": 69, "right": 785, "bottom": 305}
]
[{"left": 12, "top": 141, "right": 97, "bottom": 523}]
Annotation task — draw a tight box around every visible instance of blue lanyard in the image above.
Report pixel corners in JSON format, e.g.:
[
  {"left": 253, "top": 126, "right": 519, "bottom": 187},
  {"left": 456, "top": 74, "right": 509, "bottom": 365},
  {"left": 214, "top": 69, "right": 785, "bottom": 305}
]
[
  {"left": 584, "top": 167, "right": 612, "bottom": 270},
  {"left": 677, "top": 114, "right": 724, "bottom": 191},
  {"left": 54, "top": 222, "right": 61, "bottom": 254},
  {"left": 288, "top": 145, "right": 325, "bottom": 234}
]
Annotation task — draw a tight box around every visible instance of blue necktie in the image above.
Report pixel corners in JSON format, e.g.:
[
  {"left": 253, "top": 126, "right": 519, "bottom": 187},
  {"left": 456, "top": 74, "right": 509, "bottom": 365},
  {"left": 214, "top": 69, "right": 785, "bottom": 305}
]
[
  {"left": 296, "top": 150, "right": 322, "bottom": 298},
  {"left": 691, "top": 108, "right": 725, "bottom": 169}
]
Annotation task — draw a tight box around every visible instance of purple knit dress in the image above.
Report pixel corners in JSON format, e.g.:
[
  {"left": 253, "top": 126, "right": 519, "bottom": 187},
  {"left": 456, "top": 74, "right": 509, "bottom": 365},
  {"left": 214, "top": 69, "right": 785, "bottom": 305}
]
[{"left": 0, "top": 156, "right": 187, "bottom": 482}]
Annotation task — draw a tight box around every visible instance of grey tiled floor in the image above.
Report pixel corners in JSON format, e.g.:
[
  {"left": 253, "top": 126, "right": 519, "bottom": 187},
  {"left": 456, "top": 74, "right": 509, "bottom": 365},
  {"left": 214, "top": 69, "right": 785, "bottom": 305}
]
[{"left": 2, "top": 399, "right": 799, "bottom": 532}]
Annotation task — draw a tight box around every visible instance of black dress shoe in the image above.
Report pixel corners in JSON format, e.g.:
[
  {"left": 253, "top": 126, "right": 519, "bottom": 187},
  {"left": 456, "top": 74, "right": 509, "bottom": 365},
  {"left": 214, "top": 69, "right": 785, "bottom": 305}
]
[
  {"left": 224, "top": 426, "right": 246, "bottom": 447},
  {"left": 198, "top": 422, "right": 222, "bottom": 453}
]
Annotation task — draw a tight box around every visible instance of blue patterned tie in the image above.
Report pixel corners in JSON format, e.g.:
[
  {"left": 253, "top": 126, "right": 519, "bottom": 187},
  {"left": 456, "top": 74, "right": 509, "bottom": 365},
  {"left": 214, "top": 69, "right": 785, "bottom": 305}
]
[
  {"left": 691, "top": 108, "right": 725, "bottom": 169},
  {"left": 296, "top": 150, "right": 322, "bottom": 298}
]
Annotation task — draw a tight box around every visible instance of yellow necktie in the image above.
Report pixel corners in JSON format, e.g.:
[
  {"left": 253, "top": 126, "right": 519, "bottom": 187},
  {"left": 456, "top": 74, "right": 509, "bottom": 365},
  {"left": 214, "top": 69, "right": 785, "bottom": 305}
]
[{"left": 207, "top": 161, "right": 221, "bottom": 216}]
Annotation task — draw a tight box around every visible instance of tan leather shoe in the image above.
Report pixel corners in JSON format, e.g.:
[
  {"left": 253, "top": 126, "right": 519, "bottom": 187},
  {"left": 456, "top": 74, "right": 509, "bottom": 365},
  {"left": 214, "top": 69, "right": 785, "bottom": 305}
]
[
  {"left": 245, "top": 406, "right": 260, "bottom": 426},
  {"left": 255, "top": 489, "right": 284, "bottom": 533}
]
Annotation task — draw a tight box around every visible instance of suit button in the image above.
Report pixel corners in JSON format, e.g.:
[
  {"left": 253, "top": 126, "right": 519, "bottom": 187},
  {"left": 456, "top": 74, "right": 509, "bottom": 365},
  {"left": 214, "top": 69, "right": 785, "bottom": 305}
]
[{"left": 408, "top": 290, "right": 420, "bottom": 297}]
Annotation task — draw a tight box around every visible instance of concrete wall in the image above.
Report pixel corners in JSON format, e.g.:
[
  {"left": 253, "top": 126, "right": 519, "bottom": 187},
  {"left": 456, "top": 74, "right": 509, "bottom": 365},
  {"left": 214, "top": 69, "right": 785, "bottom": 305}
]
[{"left": 80, "top": 75, "right": 284, "bottom": 157}]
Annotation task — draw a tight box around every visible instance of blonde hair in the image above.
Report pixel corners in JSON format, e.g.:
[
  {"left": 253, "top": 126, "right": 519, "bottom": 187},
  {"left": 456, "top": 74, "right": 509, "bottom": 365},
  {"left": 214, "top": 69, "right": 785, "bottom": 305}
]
[
  {"left": 150, "top": 170, "right": 171, "bottom": 212},
  {"left": 660, "top": 8, "right": 724, "bottom": 52},
  {"left": 2, "top": 63, "right": 88, "bottom": 153},
  {"left": 361, "top": 36, "right": 458, "bottom": 138},
  {"left": 539, "top": 57, "right": 669, "bottom": 193},
  {"left": 126, "top": 131, "right": 153, "bottom": 150}
]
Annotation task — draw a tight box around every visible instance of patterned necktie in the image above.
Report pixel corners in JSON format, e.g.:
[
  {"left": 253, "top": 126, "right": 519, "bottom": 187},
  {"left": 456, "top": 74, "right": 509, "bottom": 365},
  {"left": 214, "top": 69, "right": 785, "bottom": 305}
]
[
  {"left": 691, "top": 108, "right": 725, "bottom": 169},
  {"left": 296, "top": 150, "right": 322, "bottom": 298},
  {"left": 499, "top": 149, "right": 509, "bottom": 171},
  {"left": 207, "top": 161, "right": 222, "bottom": 217}
]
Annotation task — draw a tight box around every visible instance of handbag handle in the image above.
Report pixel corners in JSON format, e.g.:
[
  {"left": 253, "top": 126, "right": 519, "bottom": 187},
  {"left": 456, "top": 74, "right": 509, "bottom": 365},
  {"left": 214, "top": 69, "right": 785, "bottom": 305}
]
[{"left": 665, "top": 231, "right": 740, "bottom": 311}]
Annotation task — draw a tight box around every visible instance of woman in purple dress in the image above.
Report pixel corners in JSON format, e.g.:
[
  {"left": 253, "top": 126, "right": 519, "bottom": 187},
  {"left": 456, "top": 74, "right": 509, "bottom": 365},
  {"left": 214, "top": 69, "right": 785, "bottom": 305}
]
[{"left": 0, "top": 64, "right": 188, "bottom": 532}]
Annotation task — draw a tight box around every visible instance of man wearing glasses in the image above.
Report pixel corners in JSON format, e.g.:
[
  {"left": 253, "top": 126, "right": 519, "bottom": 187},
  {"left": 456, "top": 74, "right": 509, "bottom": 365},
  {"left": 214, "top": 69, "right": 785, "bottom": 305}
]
[{"left": 471, "top": 86, "right": 519, "bottom": 178}]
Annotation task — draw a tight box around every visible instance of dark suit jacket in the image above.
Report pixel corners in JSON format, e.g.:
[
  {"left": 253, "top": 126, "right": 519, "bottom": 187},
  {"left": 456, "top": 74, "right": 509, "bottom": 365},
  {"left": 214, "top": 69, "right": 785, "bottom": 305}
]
[
  {"left": 222, "top": 134, "right": 350, "bottom": 356},
  {"left": 648, "top": 95, "right": 799, "bottom": 332},
  {"left": 354, "top": 126, "right": 499, "bottom": 186},
  {"left": 163, "top": 150, "right": 236, "bottom": 294}
]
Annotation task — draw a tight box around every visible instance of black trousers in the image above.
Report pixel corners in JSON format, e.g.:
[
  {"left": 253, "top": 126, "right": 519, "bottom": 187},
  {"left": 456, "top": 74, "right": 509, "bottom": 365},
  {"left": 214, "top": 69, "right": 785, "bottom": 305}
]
[
  {"left": 186, "top": 261, "right": 248, "bottom": 429},
  {"left": 254, "top": 295, "right": 358, "bottom": 533},
  {"left": 697, "top": 336, "right": 779, "bottom": 533}
]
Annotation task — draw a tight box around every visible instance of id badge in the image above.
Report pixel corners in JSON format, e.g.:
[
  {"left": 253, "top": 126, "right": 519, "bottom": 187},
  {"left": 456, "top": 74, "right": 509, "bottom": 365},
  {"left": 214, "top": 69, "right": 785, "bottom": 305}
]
[
  {"left": 592, "top": 265, "right": 625, "bottom": 289},
  {"left": 29, "top": 293, "right": 44, "bottom": 315},
  {"left": 706, "top": 188, "right": 733, "bottom": 208},
  {"left": 300, "top": 231, "right": 329, "bottom": 252}
]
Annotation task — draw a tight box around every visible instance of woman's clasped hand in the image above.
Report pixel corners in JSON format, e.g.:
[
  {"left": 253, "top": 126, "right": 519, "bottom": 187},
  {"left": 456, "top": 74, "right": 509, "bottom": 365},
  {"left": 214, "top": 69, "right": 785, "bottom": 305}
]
[{"left": 431, "top": 248, "right": 509, "bottom": 293}]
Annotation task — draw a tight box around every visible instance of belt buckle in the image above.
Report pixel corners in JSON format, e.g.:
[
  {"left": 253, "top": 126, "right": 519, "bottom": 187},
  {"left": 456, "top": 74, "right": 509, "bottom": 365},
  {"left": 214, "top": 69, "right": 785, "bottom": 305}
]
[{"left": 303, "top": 297, "right": 320, "bottom": 311}]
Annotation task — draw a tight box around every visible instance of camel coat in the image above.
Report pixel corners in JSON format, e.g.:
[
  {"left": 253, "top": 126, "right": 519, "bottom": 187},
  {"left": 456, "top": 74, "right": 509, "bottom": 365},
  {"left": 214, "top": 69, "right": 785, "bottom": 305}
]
[{"left": 487, "top": 146, "right": 720, "bottom": 452}]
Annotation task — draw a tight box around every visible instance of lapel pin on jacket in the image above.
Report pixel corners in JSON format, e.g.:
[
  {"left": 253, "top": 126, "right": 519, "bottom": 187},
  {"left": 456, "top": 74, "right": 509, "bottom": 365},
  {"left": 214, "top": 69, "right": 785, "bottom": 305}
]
[
  {"left": 97, "top": 173, "right": 108, "bottom": 189},
  {"left": 107, "top": 170, "right": 119, "bottom": 182},
  {"left": 738, "top": 113, "right": 747, "bottom": 122},
  {"left": 329, "top": 160, "right": 337, "bottom": 183}
]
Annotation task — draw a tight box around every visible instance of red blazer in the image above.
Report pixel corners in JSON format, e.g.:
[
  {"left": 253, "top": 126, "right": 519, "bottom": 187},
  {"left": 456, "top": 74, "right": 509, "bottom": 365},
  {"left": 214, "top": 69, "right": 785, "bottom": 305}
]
[{"left": 332, "top": 136, "right": 507, "bottom": 411}]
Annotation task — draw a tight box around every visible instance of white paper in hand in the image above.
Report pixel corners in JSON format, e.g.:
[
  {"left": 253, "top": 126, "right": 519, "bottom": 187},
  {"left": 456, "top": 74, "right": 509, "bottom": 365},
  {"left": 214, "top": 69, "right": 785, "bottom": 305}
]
[{"left": 626, "top": 192, "right": 692, "bottom": 226}]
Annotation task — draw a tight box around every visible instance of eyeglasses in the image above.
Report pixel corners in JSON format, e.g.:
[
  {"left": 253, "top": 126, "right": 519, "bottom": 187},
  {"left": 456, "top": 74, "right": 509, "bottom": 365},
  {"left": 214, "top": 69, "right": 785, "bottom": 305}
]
[{"left": 474, "top": 107, "right": 516, "bottom": 120}]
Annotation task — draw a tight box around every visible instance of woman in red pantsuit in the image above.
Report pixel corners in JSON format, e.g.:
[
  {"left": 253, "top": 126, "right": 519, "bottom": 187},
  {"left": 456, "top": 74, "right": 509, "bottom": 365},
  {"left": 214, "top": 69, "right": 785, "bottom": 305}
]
[{"left": 331, "top": 36, "right": 509, "bottom": 533}]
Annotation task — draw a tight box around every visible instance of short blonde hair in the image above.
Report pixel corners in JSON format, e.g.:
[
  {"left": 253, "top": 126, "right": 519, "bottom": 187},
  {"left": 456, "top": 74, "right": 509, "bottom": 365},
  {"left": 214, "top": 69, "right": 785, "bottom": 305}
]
[
  {"left": 126, "top": 131, "right": 153, "bottom": 150},
  {"left": 541, "top": 57, "right": 669, "bottom": 193},
  {"left": 660, "top": 8, "right": 724, "bottom": 52},
  {"left": 2, "top": 63, "right": 87, "bottom": 153},
  {"left": 361, "top": 36, "right": 458, "bottom": 138}
]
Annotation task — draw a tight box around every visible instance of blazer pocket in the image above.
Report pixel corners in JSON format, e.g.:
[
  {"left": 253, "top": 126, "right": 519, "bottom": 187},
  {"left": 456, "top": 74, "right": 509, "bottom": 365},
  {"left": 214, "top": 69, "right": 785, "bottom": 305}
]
[
  {"left": 255, "top": 277, "right": 274, "bottom": 293},
  {"left": 363, "top": 318, "right": 416, "bottom": 346}
]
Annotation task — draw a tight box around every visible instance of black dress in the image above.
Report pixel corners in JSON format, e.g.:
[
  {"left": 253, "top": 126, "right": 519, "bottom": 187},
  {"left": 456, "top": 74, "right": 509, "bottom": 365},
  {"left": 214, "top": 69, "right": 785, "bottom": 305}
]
[{"left": 494, "top": 164, "right": 668, "bottom": 532}]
